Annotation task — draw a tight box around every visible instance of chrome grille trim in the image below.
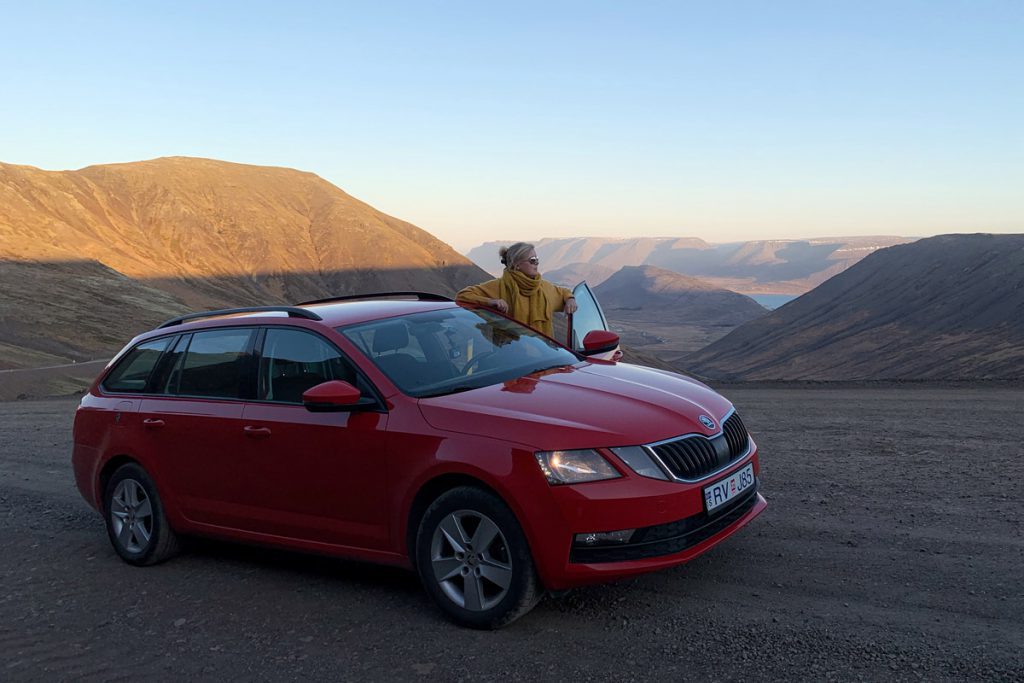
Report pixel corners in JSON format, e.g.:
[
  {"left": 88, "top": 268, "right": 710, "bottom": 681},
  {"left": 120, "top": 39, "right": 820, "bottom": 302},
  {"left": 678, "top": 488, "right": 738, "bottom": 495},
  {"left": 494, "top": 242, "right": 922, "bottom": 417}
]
[{"left": 643, "top": 409, "right": 752, "bottom": 483}]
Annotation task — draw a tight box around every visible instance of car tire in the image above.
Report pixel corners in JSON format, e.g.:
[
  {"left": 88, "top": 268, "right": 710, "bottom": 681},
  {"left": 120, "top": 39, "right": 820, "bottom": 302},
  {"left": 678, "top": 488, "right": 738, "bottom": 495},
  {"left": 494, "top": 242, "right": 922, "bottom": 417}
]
[
  {"left": 415, "top": 486, "right": 541, "bottom": 629},
  {"left": 103, "top": 463, "right": 180, "bottom": 566}
]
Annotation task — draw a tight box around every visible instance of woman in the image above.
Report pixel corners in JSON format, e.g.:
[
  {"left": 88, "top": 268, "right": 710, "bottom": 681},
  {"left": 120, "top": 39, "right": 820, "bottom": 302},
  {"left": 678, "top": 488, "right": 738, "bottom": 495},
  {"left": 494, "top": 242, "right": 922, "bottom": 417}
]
[{"left": 456, "top": 242, "right": 578, "bottom": 337}]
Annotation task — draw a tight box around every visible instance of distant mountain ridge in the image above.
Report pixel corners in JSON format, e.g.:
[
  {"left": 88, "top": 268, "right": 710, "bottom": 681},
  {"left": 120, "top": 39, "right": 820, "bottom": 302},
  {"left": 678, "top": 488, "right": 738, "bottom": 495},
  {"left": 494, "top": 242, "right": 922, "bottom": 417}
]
[
  {"left": 544, "top": 262, "right": 617, "bottom": 288},
  {"left": 0, "top": 157, "right": 488, "bottom": 367},
  {"left": 467, "top": 235, "right": 913, "bottom": 294},
  {"left": 685, "top": 234, "right": 1024, "bottom": 380}
]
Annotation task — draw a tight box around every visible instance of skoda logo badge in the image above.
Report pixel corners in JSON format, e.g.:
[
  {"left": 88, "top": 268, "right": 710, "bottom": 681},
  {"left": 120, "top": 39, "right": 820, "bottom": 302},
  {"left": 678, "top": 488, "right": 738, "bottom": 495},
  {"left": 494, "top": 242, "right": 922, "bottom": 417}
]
[{"left": 699, "top": 415, "right": 715, "bottom": 430}]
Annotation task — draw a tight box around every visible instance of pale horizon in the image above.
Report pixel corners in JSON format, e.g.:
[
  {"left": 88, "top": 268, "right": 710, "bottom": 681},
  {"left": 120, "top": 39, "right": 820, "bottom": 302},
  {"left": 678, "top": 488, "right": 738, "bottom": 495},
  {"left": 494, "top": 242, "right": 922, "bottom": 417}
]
[{"left": 1, "top": 2, "right": 1021, "bottom": 253}]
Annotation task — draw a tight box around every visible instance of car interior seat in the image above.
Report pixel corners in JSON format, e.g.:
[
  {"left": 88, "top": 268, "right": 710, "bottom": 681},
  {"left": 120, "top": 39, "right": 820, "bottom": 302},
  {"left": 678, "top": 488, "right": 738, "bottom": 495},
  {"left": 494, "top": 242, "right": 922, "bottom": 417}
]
[{"left": 371, "top": 322, "right": 423, "bottom": 384}]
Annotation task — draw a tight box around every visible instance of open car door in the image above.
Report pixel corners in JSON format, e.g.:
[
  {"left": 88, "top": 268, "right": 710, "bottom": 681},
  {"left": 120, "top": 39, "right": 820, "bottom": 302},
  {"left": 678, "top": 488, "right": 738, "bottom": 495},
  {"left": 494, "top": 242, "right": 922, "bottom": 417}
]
[{"left": 567, "top": 282, "right": 610, "bottom": 352}]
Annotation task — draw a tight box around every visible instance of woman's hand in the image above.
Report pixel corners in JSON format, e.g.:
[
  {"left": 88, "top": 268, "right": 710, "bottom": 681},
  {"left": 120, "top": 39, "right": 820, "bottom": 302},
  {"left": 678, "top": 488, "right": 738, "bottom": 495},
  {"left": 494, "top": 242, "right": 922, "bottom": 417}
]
[
  {"left": 564, "top": 297, "right": 578, "bottom": 315},
  {"left": 489, "top": 298, "right": 509, "bottom": 314}
]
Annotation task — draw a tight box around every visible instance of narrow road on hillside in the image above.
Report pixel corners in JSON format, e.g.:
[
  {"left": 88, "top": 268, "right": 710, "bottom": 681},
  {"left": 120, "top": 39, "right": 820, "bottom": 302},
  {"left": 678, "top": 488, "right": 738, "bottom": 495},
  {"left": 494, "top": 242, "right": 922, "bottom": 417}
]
[{"left": 0, "top": 359, "right": 108, "bottom": 374}]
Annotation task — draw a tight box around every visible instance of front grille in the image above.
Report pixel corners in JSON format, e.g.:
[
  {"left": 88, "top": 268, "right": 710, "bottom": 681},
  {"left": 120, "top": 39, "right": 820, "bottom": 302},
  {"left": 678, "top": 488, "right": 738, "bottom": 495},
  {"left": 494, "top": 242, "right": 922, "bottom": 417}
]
[
  {"left": 650, "top": 412, "right": 750, "bottom": 480},
  {"left": 569, "top": 481, "right": 760, "bottom": 564}
]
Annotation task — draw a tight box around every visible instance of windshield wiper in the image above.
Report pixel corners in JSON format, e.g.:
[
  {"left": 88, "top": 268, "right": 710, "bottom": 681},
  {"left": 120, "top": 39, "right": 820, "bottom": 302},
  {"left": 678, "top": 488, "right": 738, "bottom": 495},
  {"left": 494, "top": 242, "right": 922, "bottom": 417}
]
[
  {"left": 524, "top": 364, "right": 569, "bottom": 376},
  {"left": 418, "top": 384, "right": 481, "bottom": 398}
]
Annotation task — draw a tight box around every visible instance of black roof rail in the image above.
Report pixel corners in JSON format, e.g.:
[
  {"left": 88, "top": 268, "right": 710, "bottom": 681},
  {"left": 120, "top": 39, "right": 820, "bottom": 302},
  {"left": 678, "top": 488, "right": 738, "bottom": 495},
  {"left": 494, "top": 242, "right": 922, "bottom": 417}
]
[
  {"left": 295, "top": 291, "right": 454, "bottom": 306},
  {"left": 157, "top": 306, "right": 323, "bottom": 329}
]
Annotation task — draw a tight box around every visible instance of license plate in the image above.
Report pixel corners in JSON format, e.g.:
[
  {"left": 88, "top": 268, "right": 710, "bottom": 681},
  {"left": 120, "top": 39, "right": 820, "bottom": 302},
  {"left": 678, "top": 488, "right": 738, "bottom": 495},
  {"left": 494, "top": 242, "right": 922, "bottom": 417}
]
[{"left": 703, "top": 463, "right": 755, "bottom": 513}]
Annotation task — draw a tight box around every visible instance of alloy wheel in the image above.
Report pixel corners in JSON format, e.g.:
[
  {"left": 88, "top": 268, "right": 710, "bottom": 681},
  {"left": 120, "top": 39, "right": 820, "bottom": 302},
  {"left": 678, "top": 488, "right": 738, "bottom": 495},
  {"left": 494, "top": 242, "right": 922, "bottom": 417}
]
[
  {"left": 430, "top": 510, "right": 514, "bottom": 611},
  {"left": 109, "top": 478, "right": 154, "bottom": 554}
]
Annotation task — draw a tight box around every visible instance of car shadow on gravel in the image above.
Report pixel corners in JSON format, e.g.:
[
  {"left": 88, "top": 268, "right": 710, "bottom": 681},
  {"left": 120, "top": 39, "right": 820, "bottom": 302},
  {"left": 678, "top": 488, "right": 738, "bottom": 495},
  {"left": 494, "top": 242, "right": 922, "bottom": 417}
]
[{"left": 181, "top": 537, "right": 424, "bottom": 594}]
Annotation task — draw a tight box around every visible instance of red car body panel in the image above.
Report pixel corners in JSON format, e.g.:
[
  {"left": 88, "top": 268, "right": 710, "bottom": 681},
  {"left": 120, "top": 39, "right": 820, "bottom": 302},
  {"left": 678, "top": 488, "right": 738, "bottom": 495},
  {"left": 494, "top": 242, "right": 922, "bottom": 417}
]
[
  {"left": 72, "top": 302, "right": 766, "bottom": 590},
  {"left": 417, "top": 363, "right": 733, "bottom": 449}
]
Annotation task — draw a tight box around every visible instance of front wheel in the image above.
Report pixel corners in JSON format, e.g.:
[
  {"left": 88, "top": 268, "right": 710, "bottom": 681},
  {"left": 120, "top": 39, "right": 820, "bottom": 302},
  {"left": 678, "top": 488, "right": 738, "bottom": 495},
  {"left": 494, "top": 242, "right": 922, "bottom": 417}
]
[
  {"left": 103, "top": 463, "right": 180, "bottom": 566},
  {"left": 415, "top": 487, "right": 541, "bottom": 629}
]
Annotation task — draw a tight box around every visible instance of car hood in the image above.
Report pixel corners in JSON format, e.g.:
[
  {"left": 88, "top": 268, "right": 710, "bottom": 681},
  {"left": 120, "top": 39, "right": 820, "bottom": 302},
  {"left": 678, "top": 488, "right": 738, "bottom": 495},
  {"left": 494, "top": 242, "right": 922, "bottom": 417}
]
[{"left": 417, "top": 362, "right": 734, "bottom": 450}]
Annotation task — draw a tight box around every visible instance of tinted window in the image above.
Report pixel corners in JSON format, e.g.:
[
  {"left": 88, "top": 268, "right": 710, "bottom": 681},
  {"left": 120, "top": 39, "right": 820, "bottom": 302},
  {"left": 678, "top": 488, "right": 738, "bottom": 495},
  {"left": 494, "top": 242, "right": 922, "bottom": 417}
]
[
  {"left": 103, "top": 337, "right": 173, "bottom": 393},
  {"left": 176, "top": 328, "right": 255, "bottom": 399},
  {"left": 259, "top": 329, "right": 358, "bottom": 403}
]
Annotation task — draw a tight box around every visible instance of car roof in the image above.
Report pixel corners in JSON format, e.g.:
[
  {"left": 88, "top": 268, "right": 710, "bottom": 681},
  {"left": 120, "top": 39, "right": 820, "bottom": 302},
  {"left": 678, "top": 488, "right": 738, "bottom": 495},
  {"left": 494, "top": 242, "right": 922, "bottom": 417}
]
[
  {"left": 145, "top": 297, "right": 460, "bottom": 339},
  {"left": 303, "top": 299, "right": 457, "bottom": 327}
]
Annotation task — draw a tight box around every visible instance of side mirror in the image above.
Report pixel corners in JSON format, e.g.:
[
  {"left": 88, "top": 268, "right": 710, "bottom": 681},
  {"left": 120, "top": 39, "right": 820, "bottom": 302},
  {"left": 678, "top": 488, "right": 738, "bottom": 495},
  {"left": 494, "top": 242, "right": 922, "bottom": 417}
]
[
  {"left": 302, "top": 380, "right": 366, "bottom": 412},
  {"left": 581, "top": 330, "right": 620, "bottom": 357}
]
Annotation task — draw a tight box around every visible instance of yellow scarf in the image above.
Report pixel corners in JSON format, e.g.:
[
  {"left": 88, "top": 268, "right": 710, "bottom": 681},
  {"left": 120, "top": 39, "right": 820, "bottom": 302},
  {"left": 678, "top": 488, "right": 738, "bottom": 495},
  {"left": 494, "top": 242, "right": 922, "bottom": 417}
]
[{"left": 499, "top": 270, "right": 551, "bottom": 335}]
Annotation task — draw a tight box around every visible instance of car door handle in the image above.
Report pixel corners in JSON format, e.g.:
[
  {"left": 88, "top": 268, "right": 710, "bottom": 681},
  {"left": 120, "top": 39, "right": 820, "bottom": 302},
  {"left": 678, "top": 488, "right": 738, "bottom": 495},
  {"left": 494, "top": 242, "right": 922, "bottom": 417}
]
[
  {"left": 143, "top": 418, "right": 165, "bottom": 429},
  {"left": 244, "top": 426, "right": 272, "bottom": 439}
]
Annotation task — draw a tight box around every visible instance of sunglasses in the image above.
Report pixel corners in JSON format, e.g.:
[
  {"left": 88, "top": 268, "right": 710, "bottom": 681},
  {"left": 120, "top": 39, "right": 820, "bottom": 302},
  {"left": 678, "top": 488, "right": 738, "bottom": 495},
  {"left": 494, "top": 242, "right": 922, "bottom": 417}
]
[{"left": 525, "top": 257, "right": 540, "bottom": 265}]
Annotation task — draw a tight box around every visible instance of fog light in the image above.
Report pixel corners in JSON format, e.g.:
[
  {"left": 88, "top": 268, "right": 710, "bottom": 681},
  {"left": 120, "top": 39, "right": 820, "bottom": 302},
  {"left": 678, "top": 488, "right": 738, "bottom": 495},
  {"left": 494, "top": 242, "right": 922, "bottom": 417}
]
[{"left": 574, "top": 529, "right": 635, "bottom": 546}]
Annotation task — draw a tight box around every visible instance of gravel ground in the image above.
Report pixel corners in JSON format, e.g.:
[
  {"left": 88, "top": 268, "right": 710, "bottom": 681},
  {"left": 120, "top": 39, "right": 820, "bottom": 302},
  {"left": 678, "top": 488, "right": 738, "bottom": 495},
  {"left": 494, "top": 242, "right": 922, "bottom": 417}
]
[{"left": 1, "top": 386, "right": 1021, "bottom": 681}]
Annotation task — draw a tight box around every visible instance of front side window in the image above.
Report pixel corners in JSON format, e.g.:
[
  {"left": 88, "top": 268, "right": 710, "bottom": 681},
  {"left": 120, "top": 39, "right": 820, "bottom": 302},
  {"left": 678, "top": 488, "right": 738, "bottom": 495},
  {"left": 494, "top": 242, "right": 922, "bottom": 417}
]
[
  {"left": 340, "top": 307, "right": 579, "bottom": 397},
  {"left": 259, "top": 328, "right": 358, "bottom": 403},
  {"left": 102, "top": 337, "right": 173, "bottom": 393},
  {"left": 174, "top": 328, "right": 255, "bottom": 399}
]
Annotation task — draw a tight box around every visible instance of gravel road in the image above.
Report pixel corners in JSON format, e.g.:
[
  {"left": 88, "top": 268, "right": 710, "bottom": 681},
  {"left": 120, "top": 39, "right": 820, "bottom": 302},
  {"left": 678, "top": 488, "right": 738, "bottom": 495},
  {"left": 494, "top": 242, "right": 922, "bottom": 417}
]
[{"left": 1, "top": 386, "right": 1021, "bottom": 681}]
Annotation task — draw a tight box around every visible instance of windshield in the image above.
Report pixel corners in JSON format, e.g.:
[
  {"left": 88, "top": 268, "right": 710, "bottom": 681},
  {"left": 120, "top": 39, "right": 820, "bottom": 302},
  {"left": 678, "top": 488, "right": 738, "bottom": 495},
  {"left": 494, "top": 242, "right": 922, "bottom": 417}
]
[{"left": 339, "top": 307, "right": 581, "bottom": 398}]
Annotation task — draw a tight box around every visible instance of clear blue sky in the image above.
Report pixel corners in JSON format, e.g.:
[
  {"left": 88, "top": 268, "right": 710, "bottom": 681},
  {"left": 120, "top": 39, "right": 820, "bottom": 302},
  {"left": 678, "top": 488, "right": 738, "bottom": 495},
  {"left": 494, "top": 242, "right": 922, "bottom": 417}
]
[{"left": 2, "top": 1, "right": 1021, "bottom": 251}]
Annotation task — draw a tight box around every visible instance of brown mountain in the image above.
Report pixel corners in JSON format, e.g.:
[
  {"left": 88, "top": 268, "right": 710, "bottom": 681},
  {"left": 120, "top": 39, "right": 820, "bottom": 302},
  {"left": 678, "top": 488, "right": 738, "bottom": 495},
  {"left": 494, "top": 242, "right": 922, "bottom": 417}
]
[
  {"left": 0, "top": 157, "right": 488, "bottom": 368},
  {"left": 595, "top": 265, "right": 767, "bottom": 323},
  {"left": 590, "top": 265, "right": 767, "bottom": 364},
  {"left": 467, "top": 235, "right": 912, "bottom": 294},
  {"left": 685, "top": 234, "right": 1024, "bottom": 380}
]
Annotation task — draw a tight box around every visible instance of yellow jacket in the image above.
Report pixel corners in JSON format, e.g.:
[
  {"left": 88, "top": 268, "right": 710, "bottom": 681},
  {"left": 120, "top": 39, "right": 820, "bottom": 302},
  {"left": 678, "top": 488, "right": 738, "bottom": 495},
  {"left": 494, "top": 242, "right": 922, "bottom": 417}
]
[{"left": 456, "top": 276, "right": 574, "bottom": 337}]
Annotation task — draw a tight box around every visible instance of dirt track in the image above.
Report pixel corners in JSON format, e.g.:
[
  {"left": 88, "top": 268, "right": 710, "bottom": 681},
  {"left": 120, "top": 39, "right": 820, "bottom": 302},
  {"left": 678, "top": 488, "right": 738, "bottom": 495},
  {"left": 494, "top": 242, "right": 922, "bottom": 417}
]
[{"left": 1, "top": 386, "right": 1021, "bottom": 681}]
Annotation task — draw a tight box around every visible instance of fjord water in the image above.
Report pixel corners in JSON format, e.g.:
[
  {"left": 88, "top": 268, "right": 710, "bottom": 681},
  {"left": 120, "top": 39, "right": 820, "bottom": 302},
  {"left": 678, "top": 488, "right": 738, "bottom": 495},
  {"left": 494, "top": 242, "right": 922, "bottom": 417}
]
[{"left": 748, "top": 294, "right": 797, "bottom": 310}]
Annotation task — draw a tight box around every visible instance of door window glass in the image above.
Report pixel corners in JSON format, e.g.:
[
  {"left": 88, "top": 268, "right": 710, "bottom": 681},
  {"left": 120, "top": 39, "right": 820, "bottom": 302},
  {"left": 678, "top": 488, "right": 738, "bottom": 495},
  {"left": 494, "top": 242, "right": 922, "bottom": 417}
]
[
  {"left": 102, "top": 337, "right": 172, "bottom": 393},
  {"left": 176, "top": 328, "right": 255, "bottom": 399},
  {"left": 570, "top": 282, "right": 610, "bottom": 351},
  {"left": 259, "top": 329, "right": 357, "bottom": 404}
]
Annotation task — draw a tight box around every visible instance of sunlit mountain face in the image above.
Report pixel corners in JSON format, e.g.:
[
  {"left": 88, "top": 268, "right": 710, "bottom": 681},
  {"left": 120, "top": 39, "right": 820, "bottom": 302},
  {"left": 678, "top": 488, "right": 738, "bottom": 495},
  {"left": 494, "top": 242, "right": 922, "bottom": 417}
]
[{"left": 0, "top": 157, "right": 489, "bottom": 367}]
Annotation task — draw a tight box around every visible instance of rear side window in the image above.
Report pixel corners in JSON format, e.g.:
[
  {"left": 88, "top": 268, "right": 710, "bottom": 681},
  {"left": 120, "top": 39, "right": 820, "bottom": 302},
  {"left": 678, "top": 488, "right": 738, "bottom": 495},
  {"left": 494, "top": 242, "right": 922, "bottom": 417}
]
[
  {"left": 175, "top": 328, "right": 255, "bottom": 399},
  {"left": 102, "top": 338, "right": 173, "bottom": 393},
  {"left": 259, "top": 329, "right": 358, "bottom": 403}
]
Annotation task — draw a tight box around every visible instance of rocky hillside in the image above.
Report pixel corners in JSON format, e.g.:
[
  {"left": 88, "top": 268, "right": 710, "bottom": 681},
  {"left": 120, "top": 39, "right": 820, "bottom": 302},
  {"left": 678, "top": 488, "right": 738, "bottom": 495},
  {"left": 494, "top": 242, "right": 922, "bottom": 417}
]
[
  {"left": 685, "top": 234, "right": 1024, "bottom": 380},
  {"left": 0, "top": 157, "right": 488, "bottom": 367},
  {"left": 468, "top": 236, "right": 912, "bottom": 294}
]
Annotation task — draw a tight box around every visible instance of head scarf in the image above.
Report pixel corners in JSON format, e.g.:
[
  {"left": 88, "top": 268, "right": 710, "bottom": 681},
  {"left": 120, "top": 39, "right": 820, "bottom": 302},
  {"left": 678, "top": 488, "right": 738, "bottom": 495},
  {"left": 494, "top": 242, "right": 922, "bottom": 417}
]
[{"left": 498, "top": 269, "right": 552, "bottom": 336}]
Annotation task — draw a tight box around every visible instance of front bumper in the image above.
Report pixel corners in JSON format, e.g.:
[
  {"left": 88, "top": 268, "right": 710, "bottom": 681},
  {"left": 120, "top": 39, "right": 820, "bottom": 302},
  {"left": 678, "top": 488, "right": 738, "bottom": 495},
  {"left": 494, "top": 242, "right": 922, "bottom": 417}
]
[
  {"left": 570, "top": 481, "right": 762, "bottom": 563},
  {"left": 524, "top": 448, "right": 766, "bottom": 590}
]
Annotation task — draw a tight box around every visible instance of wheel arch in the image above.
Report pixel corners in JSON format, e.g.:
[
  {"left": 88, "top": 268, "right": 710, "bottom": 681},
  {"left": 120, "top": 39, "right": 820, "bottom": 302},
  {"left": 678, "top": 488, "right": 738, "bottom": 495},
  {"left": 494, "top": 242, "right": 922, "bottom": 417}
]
[
  {"left": 404, "top": 472, "right": 507, "bottom": 566},
  {"left": 98, "top": 454, "right": 142, "bottom": 512}
]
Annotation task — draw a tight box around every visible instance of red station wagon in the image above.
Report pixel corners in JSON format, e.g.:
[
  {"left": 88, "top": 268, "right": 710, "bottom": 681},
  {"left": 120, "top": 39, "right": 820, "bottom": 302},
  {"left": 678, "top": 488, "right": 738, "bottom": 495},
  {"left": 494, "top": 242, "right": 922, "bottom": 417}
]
[{"left": 72, "top": 289, "right": 766, "bottom": 628}]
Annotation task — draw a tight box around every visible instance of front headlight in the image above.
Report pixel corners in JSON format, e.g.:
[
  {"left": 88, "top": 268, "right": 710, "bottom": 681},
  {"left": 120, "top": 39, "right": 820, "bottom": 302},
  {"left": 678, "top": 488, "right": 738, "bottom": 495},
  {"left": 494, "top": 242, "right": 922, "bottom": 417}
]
[{"left": 534, "top": 449, "right": 621, "bottom": 485}]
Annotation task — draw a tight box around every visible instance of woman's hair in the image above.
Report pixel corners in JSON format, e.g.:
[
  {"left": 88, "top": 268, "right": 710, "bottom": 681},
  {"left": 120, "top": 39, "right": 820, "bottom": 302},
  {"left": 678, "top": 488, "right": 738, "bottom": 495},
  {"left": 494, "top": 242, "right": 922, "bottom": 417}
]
[{"left": 499, "top": 242, "right": 535, "bottom": 271}]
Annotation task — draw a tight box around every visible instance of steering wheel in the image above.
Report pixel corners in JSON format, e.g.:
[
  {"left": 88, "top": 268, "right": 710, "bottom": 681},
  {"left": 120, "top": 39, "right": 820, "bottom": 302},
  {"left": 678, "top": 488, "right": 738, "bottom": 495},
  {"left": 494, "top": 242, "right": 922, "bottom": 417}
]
[{"left": 461, "top": 352, "right": 497, "bottom": 376}]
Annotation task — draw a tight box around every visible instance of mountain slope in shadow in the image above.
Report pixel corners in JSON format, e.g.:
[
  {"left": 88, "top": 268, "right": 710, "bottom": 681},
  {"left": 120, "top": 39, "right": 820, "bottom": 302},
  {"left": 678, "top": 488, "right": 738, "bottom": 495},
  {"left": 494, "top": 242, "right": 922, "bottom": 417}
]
[{"left": 685, "top": 234, "right": 1024, "bottom": 380}]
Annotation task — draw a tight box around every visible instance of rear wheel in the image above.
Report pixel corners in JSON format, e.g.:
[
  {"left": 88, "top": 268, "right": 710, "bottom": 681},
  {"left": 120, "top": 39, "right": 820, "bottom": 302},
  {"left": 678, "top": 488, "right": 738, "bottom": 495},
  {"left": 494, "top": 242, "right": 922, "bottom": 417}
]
[
  {"left": 415, "top": 486, "right": 541, "bottom": 629},
  {"left": 103, "top": 463, "right": 179, "bottom": 566}
]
